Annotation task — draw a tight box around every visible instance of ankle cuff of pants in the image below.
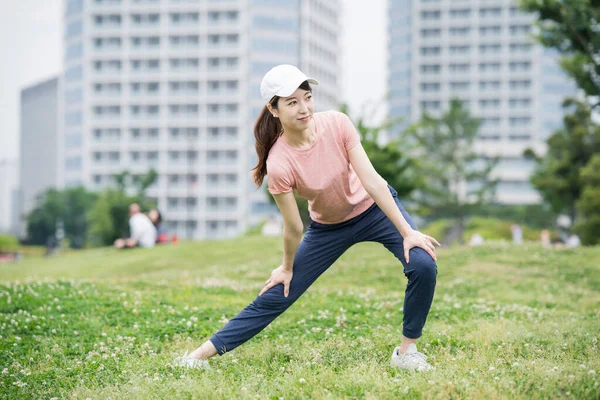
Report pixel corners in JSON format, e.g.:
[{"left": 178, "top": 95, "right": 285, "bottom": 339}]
[
  {"left": 402, "top": 328, "right": 422, "bottom": 340},
  {"left": 208, "top": 335, "right": 227, "bottom": 356}
]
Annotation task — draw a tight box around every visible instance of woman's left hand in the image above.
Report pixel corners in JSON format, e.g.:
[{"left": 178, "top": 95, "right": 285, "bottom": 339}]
[{"left": 402, "top": 230, "right": 441, "bottom": 263}]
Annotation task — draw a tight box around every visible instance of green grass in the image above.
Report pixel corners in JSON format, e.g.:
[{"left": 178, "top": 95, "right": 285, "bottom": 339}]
[{"left": 1, "top": 238, "right": 599, "bottom": 399}]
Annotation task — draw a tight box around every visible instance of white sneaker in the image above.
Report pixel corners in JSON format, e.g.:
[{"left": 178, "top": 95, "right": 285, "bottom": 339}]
[
  {"left": 173, "top": 351, "right": 210, "bottom": 370},
  {"left": 390, "top": 343, "right": 433, "bottom": 371}
]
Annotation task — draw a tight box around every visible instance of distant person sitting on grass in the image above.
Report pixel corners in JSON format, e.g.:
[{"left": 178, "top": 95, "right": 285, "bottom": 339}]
[
  {"left": 148, "top": 208, "right": 168, "bottom": 244},
  {"left": 148, "top": 208, "right": 178, "bottom": 244},
  {"left": 173, "top": 65, "right": 440, "bottom": 372},
  {"left": 114, "top": 203, "right": 157, "bottom": 249}
]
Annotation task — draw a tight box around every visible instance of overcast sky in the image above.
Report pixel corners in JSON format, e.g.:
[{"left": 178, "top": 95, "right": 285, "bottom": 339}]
[{"left": 0, "top": 0, "right": 387, "bottom": 162}]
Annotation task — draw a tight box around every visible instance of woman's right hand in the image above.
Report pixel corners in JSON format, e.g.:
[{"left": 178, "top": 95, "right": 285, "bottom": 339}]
[{"left": 259, "top": 265, "right": 293, "bottom": 297}]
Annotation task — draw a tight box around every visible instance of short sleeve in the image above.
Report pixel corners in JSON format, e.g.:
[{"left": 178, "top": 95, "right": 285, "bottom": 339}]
[
  {"left": 338, "top": 112, "right": 361, "bottom": 152},
  {"left": 267, "top": 160, "right": 293, "bottom": 195}
]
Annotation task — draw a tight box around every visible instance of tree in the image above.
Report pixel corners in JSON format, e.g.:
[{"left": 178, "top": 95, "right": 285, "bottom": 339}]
[
  {"left": 525, "top": 98, "right": 600, "bottom": 222},
  {"left": 25, "top": 187, "right": 97, "bottom": 248},
  {"left": 407, "top": 99, "right": 498, "bottom": 244},
  {"left": 520, "top": 0, "right": 600, "bottom": 107},
  {"left": 573, "top": 154, "right": 600, "bottom": 245},
  {"left": 25, "top": 189, "right": 63, "bottom": 246},
  {"left": 61, "top": 187, "right": 98, "bottom": 248}
]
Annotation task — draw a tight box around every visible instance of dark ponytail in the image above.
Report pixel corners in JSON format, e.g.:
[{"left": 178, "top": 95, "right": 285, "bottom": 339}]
[
  {"left": 252, "top": 80, "right": 313, "bottom": 187},
  {"left": 252, "top": 96, "right": 282, "bottom": 187}
]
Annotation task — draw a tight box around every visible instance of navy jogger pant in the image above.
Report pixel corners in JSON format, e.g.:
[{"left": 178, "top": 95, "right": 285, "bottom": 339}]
[{"left": 209, "top": 185, "right": 437, "bottom": 355}]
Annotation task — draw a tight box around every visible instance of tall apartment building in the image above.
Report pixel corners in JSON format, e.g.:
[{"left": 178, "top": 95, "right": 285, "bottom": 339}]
[
  {"left": 63, "top": 0, "right": 340, "bottom": 239},
  {"left": 388, "top": 0, "right": 578, "bottom": 204},
  {"left": 0, "top": 159, "right": 19, "bottom": 234},
  {"left": 19, "top": 77, "right": 61, "bottom": 237}
]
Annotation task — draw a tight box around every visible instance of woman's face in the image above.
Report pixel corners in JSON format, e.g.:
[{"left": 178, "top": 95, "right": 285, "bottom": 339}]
[
  {"left": 148, "top": 209, "right": 158, "bottom": 223},
  {"left": 270, "top": 88, "right": 314, "bottom": 131}
]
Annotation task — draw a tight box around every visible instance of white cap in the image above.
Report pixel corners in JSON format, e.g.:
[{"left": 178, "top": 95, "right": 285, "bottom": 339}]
[{"left": 260, "top": 64, "right": 319, "bottom": 103}]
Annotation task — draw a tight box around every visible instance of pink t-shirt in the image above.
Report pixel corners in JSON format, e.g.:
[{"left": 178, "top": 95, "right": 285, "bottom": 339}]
[{"left": 267, "top": 110, "right": 375, "bottom": 224}]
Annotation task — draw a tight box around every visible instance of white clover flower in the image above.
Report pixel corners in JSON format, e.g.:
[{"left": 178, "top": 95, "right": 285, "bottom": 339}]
[
  {"left": 299, "top": 378, "right": 306, "bottom": 383},
  {"left": 589, "top": 370, "right": 596, "bottom": 376}
]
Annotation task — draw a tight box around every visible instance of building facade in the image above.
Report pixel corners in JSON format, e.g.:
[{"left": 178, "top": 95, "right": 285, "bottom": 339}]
[
  {"left": 63, "top": 0, "right": 340, "bottom": 239},
  {"left": 19, "top": 77, "right": 61, "bottom": 237},
  {"left": 388, "top": 0, "right": 578, "bottom": 204},
  {"left": 0, "top": 159, "right": 19, "bottom": 235}
]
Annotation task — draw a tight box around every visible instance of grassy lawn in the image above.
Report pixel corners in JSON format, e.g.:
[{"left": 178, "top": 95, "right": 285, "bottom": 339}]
[{"left": 1, "top": 238, "right": 599, "bottom": 399}]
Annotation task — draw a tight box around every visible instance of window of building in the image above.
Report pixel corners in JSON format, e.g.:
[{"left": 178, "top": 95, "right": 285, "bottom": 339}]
[
  {"left": 449, "top": 27, "right": 470, "bottom": 36},
  {"left": 479, "top": 26, "right": 501, "bottom": 36},
  {"left": 479, "top": 44, "right": 502, "bottom": 54},
  {"left": 450, "top": 81, "right": 470, "bottom": 91},
  {"left": 479, "top": 7, "right": 502, "bottom": 18},
  {"left": 509, "top": 80, "right": 532, "bottom": 89},
  {"left": 509, "top": 61, "right": 531, "bottom": 72},
  {"left": 421, "top": 28, "right": 441, "bottom": 38},
  {"left": 67, "top": 0, "right": 83, "bottom": 15},
  {"left": 66, "top": 42, "right": 83, "bottom": 60},
  {"left": 420, "top": 46, "right": 441, "bottom": 56},
  {"left": 420, "top": 82, "right": 440, "bottom": 92},
  {"left": 449, "top": 9, "right": 471, "bottom": 18},
  {"left": 65, "top": 65, "right": 83, "bottom": 81},
  {"left": 449, "top": 63, "right": 470, "bottom": 73},
  {"left": 449, "top": 45, "right": 470, "bottom": 55},
  {"left": 420, "top": 10, "right": 441, "bottom": 20},
  {"left": 420, "top": 64, "right": 441, "bottom": 73},
  {"left": 66, "top": 20, "right": 83, "bottom": 37}
]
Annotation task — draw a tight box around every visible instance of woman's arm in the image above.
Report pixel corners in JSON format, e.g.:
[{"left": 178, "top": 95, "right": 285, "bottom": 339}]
[
  {"left": 348, "top": 143, "right": 411, "bottom": 235},
  {"left": 348, "top": 143, "right": 440, "bottom": 262},
  {"left": 272, "top": 191, "right": 304, "bottom": 271},
  {"left": 258, "top": 191, "right": 304, "bottom": 297}
]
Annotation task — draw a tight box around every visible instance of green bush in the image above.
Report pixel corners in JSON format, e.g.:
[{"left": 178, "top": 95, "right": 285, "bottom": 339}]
[
  {"left": 0, "top": 234, "right": 19, "bottom": 252},
  {"left": 423, "top": 217, "right": 547, "bottom": 243},
  {"left": 420, "top": 219, "right": 452, "bottom": 241}
]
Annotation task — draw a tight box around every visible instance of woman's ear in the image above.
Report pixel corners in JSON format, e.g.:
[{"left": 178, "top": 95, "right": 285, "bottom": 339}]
[{"left": 266, "top": 104, "right": 278, "bottom": 118}]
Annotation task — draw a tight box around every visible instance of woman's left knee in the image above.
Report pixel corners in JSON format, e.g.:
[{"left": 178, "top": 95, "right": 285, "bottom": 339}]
[{"left": 410, "top": 251, "right": 438, "bottom": 281}]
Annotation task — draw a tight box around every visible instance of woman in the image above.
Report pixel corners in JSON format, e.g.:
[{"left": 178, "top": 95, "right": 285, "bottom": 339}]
[
  {"left": 175, "top": 65, "right": 440, "bottom": 371},
  {"left": 148, "top": 208, "right": 169, "bottom": 244}
]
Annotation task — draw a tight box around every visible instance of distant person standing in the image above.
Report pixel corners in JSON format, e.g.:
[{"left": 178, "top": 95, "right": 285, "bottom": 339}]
[
  {"left": 565, "top": 232, "right": 581, "bottom": 248},
  {"left": 540, "top": 229, "right": 551, "bottom": 248},
  {"left": 114, "top": 203, "right": 157, "bottom": 249},
  {"left": 511, "top": 224, "right": 523, "bottom": 245}
]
